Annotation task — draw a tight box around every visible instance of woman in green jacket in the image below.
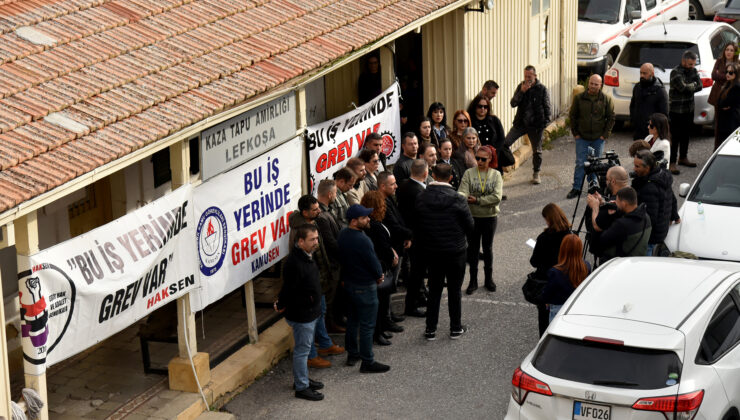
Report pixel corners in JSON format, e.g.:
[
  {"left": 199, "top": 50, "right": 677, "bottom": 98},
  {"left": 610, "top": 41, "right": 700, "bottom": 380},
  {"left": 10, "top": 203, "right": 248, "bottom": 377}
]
[{"left": 458, "top": 143, "right": 503, "bottom": 294}]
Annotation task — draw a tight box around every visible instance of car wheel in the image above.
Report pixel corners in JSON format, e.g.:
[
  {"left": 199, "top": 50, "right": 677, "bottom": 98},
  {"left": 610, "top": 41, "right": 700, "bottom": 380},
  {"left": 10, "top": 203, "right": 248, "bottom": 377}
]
[
  {"left": 689, "top": 0, "right": 705, "bottom": 20},
  {"left": 602, "top": 52, "right": 615, "bottom": 75}
]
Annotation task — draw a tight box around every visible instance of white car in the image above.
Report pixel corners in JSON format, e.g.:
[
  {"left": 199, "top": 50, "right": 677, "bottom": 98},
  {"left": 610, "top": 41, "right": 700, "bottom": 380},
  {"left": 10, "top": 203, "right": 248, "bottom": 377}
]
[
  {"left": 505, "top": 257, "right": 740, "bottom": 420},
  {"left": 577, "top": 0, "right": 688, "bottom": 77},
  {"left": 605, "top": 21, "right": 740, "bottom": 125},
  {"left": 691, "top": 0, "right": 728, "bottom": 20},
  {"left": 665, "top": 133, "right": 740, "bottom": 260}
]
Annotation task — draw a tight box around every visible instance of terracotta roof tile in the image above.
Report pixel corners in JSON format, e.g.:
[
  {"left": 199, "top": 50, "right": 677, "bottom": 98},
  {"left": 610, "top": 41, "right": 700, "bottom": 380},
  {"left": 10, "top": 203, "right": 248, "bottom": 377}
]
[{"left": 0, "top": 0, "right": 462, "bottom": 213}]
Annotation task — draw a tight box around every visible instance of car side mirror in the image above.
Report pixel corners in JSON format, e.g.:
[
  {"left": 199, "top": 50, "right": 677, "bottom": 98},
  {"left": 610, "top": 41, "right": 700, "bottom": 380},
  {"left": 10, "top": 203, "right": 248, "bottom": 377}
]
[
  {"left": 679, "top": 183, "right": 690, "bottom": 197},
  {"left": 630, "top": 10, "right": 642, "bottom": 20}
]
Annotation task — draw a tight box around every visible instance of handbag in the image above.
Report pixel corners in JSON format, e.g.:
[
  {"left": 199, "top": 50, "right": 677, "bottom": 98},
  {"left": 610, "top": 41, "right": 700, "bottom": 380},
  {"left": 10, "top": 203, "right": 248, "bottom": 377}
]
[
  {"left": 378, "top": 256, "right": 402, "bottom": 292},
  {"left": 521, "top": 271, "right": 547, "bottom": 304},
  {"left": 497, "top": 145, "right": 516, "bottom": 169}
]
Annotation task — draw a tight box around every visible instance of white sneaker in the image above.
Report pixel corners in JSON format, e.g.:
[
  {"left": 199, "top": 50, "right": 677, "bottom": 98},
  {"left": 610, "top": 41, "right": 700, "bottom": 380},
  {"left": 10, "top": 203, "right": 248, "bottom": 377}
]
[{"left": 531, "top": 172, "right": 541, "bottom": 185}]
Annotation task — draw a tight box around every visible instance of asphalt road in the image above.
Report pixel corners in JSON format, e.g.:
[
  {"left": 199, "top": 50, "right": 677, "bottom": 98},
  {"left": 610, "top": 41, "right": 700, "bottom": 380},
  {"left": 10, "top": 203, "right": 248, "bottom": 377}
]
[{"left": 223, "top": 124, "right": 716, "bottom": 419}]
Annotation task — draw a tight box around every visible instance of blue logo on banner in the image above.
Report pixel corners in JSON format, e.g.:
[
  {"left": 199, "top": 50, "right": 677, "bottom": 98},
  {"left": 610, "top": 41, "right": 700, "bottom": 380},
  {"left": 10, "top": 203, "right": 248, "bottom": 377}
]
[{"left": 196, "top": 206, "right": 228, "bottom": 276}]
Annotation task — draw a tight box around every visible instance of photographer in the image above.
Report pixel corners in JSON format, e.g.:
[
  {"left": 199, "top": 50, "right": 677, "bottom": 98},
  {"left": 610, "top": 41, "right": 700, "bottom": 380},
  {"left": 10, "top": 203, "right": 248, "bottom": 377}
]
[
  {"left": 632, "top": 150, "right": 680, "bottom": 256},
  {"left": 583, "top": 166, "right": 629, "bottom": 239},
  {"left": 587, "top": 187, "right": 652, "bottom": 262}
]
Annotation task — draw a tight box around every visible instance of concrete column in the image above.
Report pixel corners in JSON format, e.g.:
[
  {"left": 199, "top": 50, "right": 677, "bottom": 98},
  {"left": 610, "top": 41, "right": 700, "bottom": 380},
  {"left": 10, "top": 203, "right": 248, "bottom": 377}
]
[
  {"left": 15, "top": 211, "right": 48, "bottom": 420},
  {"left": 380, "top": 43, "right": 395, "bottom": 90},
  {"left": 167, "top": 139, "right": 210, "bottom": 393},
  {"left": 244, "top": 282, "right": 258, "bottom": 344},
  {"left": 0, "top": 268, "right": 11, "bottom": 420},
  {"left": 109, "top": 170, "right": 127, "bottom": 219},
  {"left": 295, "top": 87, "right": 309, "bottom": 194}
]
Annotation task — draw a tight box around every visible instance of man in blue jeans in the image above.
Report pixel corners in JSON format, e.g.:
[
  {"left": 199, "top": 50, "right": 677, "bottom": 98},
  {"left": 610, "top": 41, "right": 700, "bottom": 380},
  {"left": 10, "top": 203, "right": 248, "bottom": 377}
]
[
  {"left": 337, "top": 204, "right": 390, "bottom": 373},
  {"left": 567, "top": 74, "right": 615, "bottom": 199},
  {"left": 275, "top": 224, "right": 325, "bottom": 401}
]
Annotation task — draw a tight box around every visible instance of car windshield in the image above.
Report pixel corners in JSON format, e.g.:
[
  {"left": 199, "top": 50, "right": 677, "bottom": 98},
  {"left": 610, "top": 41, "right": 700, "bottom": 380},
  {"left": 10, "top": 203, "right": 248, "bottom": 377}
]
[
  {"left": 727, "top": 0, "right": 740, "bottom": 7},
  {"left": 618, "top": 42, "right": 701, "bottom": 70},
  {"left": 532, "top": 335, "right": 683, "bottom": 390},
  {"left": 578, "top": 0, "right": 620, "bottom": 23},
  {"left": 689, "top": 155, "right": 740, "bottom": 206}
]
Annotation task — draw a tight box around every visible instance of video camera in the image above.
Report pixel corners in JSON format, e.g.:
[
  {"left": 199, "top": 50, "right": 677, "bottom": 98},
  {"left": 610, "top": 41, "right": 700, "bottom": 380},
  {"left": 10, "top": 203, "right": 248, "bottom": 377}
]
[{"left": 583, "top": 151, "right": 620, "bottom": 195}]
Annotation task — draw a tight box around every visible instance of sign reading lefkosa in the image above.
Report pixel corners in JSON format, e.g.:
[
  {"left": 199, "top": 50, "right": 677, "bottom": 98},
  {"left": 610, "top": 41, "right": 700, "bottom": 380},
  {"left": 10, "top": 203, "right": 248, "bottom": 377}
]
[
  {"left": 306, "top": 83, "right": 401, "bottom": 194},
  {"left": 191, "top": 138, "right": 302, "bottom": 311},
  {"left": 17, "top": 185, "right": 198, "bottom": 372},
  {"left": 201, "top": 92, "right": 296, "bottom": 181}
]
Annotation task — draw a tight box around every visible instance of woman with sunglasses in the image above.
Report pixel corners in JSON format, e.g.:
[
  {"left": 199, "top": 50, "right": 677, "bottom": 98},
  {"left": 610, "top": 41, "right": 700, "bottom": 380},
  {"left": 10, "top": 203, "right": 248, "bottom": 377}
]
[
  {"left": 426, "top": 102, "right": 450, "bottom": 148},
  {"left": 449, "top": 110, "right": 472, "bottom": 151},
  {"left": 716, "top": 62, "right": 740, "bottom": 149},
  {"left": 641, "top": 113, "right": 671, "bottom": 165},
  {"left": 454, "top": 126, "right": 480, "bottom": 169},
  {"left": 467, "top": 94, "right": 505, "bottom": 151},
  {"left": 458, "top": 145, "right": 503, "bottom": 295}
]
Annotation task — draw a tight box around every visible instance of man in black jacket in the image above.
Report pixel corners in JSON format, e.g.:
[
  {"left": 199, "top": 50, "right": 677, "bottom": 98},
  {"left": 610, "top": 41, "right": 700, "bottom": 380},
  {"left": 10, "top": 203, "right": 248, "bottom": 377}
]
[
  {"left": 275, "top": 224, "right": 325, "bottom": 401},
  {"left": 415, "top": 164, "right": 475, "bottom": 340},
  {"left": 378, "top": 171, "right": 413, "bottom": 253},
  {"left": 392, "top": 133, "right": 419, "bottom": 183},
  {"left": 588, "top": 187, "right": 652, "bottom": 261},
  {"left": 504, "top": 65, "right": 552, "bottom": 185},
  {"left": 396, "top": 160, "right": 428, "bottom": 317},
  {"left": 364, "top": 132, "right": 388, "bottom": 170},
  {"left": 437, "top": 139, "right": 464, "bottom": 190},
  {"left": 632, "top": 150, "right": 680, "bottom": 255},
  {"left": 630, "top": 63, "right": 668, "bottom": 140}
]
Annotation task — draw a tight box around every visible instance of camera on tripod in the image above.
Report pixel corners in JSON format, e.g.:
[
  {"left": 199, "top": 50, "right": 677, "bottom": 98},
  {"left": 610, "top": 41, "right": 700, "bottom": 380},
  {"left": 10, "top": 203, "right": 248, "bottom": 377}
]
[{"left": 583, "top": 151, "right": 620, "bottom": 195}]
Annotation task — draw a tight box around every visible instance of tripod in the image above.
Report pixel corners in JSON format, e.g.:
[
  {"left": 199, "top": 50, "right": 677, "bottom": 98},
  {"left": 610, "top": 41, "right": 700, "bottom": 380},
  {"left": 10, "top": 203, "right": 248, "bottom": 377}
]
[{"left": 569, "top": 172, "right": 596, "bottom": 264}]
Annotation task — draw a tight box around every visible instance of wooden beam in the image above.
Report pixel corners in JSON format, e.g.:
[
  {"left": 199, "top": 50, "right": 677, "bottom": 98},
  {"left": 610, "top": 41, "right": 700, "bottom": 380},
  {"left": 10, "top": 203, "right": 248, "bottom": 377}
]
[
  {"left": 244, "top": 282, "right": 258, "bottom": 344},
  {"left": 0, "top": 268, "right": 12, "bottom": 420},
  {"left": 380, "top": 43, "right": 395, "bottom": 90},
  {"left": 169, "top": 140, "right": 197, "bottom": 358},
  {"left": 15, "top": 211, "right": 48, "bottom": 420}
]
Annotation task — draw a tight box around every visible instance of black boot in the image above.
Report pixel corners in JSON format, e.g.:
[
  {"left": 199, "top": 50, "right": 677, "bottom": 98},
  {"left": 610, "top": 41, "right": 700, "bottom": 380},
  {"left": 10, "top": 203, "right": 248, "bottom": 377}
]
[{"left": 466, "top": 269, "right": 478, "bottom": 295}]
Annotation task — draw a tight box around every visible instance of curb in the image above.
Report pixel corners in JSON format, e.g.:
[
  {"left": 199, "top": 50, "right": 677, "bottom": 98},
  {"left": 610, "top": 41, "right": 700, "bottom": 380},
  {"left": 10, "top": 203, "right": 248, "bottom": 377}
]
[{"left": 504, "top": 115, "right": 569, "bottom": 179}]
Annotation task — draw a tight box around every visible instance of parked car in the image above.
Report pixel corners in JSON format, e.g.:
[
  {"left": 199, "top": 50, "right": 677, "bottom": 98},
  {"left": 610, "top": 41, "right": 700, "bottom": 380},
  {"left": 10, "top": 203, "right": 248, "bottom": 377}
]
[
  {"left": 577, "top": 0, "right": 688, "bottom": 78},
  {"left": 505, "top": 257, "right": 740, "bottom": 420},
  {"left": 716, "top": 0, "right": 740, "bottom": 29},
  {"left": 691, "top": 0, "right": 728, "bottom": 20},
  {"left": 605, "top": 21, "right": 740, "bottom": 125},
  {"left": 664, "top": 133, "right": 740, "bottom": 260}
]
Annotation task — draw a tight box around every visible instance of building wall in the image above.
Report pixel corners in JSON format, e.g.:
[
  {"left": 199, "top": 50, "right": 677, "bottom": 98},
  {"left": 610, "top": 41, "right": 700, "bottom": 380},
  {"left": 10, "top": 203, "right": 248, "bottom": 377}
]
[
  {"left": 324, "top": 60, "right": 361, "bottom": 119},
  {"left": 421, "top": 9, "right": 466, "bottom": 115}
]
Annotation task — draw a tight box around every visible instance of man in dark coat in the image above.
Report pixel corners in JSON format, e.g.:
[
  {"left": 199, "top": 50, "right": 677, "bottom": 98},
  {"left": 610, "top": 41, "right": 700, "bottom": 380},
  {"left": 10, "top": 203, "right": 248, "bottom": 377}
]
[
  {"left": 392, "top": 133, "right": 419, "bottom": 184},
  {"left": 396, "top": 160, "right": 429, "bottom": 317},
  {"left": 364, "top": 132, "right": 388, "bottom": 170},
  {"left": 437, "top": 139, "right": 464, "bottom": 190},
  {"left": 630, "top": 63, "right": 668, "bottom": 140},
  {"left": 415, "top": 163, "right": 475, "bottom": 340},
  {"left": 504, "top": 65, "right": 552, "bottom": 185},
  {"left": 669, "top": 50, "right": 703, "bottom": 173},
  {"left": 632, "top": 150, "right": 680, "bottom": 255},
  {"left": 588, "top": 187, "right": 652, "bottom": 262},
  {"left": 275, "top": 224, "right": 325, "bottom": 401},
  {"left": 377, "top": 171, "right": 412, "bottom": 253}
]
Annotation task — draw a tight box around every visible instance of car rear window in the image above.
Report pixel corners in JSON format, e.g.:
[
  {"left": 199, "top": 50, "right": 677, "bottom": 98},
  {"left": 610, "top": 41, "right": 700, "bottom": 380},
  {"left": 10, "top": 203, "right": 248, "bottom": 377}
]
[
  {"left": 689, "top": 155, "right": 740, "bottom": 206},
  {"left": 617, "top": 42, "right": 700, "bottom": 70},
  {"left": 532, "top": 335, "right": 682, "bottom": 390}
]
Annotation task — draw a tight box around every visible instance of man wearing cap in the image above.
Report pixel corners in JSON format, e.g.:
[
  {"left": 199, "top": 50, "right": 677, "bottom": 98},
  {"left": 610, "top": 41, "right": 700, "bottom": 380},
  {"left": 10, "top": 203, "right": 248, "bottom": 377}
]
[{"left": 337, "top": 204, "right": 391, "bottom": 373}]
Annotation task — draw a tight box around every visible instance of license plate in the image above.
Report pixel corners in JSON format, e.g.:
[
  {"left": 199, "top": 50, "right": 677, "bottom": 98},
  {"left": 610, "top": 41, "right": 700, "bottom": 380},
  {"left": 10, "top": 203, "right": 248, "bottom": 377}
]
[{"left": 573, "top": 401, "right": 611, "bottom": 420}]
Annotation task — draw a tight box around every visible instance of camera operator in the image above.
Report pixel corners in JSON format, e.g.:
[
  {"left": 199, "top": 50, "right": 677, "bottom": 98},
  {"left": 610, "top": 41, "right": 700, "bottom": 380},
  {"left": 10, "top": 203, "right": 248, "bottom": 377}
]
[
  {"left": 632, "top": 150, "right": 680, "bottom": 256},
  {"left": 587, "top": 187, "right": 652, "bottom": 262},
  {"left": 584, "top": 165, "right": 629, "bottom": 234}
]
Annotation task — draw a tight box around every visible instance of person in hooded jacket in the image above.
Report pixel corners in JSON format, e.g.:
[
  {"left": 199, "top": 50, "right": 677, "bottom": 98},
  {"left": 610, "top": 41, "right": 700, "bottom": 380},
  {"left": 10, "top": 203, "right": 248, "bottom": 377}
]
[
  {"left": 630, "top": 63, "right": 668, "bottom": 140},
  {"left": 414, "top": 163, "right": 474, "bottom": 340},
  {"left": 632, "top": 150, "right": 680, "bottom": 256}
]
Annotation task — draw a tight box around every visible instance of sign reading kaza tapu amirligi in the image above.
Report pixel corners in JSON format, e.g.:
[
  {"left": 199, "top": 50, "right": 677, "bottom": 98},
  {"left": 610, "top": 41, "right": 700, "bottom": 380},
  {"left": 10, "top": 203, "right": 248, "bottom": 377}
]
[
  {"left": 191, "top": 138, "right": 302, "bottom": 311},
  {"left": 201, "top": 92, "right": 296, "bottom": 181},
  {"left": 17, "top": 185, "right": 198, "bottom": 372}
]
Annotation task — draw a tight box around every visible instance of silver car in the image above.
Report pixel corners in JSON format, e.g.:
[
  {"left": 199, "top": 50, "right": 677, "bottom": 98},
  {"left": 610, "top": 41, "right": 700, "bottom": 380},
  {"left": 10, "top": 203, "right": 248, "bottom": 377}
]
[{"left": 605, "top": 21, "right": 739, "bottom": 126}]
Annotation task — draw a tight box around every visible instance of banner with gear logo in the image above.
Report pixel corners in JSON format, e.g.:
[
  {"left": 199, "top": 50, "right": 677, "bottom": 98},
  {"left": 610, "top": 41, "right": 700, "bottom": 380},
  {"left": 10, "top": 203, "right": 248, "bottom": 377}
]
[
  {"left": 305, "top": 82, "right": 401, "bottom": 194},
  {"left": 17, "top": 185, "right": 198, "bottom": 372}
]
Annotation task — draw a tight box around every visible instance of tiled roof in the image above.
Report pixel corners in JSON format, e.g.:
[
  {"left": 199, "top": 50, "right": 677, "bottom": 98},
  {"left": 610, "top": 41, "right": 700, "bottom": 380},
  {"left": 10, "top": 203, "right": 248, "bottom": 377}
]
[{"left": 0, "top": 0, "right": 459, "bottom": 213}]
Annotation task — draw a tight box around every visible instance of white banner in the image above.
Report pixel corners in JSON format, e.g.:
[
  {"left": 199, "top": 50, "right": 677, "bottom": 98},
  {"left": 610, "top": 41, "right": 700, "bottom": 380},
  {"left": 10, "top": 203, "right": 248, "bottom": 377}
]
[
  {"left": 306, "top": 82, "right": 401, "bottom": 194},
  {"left": 18, "top": 185, "right": 198, "bottom": 372},
  {"left": 191, "top": 138, "right": 302, "bottom": 311}
]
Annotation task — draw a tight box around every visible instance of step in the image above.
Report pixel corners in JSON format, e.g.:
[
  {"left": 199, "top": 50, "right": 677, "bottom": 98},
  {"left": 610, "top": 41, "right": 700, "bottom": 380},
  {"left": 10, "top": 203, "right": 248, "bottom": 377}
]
[{"left": 196, "top": 411, "right": 236, "bottom": 420}]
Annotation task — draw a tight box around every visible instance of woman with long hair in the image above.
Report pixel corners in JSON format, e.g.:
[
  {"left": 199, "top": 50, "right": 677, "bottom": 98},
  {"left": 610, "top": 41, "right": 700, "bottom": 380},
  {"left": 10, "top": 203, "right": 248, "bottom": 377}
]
[
  {"left": 467, "top": 94, "right": 505, "bottom": 150},
  {"left": 539, "top": 234, "right": 591, "bottom": 322},
  {"left": 454, "top": 127, "right": 480, "bottom": 169},
  {"left": 458, "top": 145, "right": 503, "bottom": 294},
  {"left": 710, "top": 42, "right": 739, "bottom": 147},
  {"left": 360, "top": 191, "right": 399, "bottom": 346},
  {"left": 418, "top": 117, "right": 433, "bottom": 145},
  {"left": 449, "top": 110, "right": 471, "bottom": 150},
  {"left": 642, "top": 113, "right": 671, "bottom": 165},
  {"left": 529, "top": 203, "right": 571, "bottom": 336},
  {"left": 426, "top": 102, "right": 449, "bottom": 147},
  {"left": 716, "top": 61, "right": 740, "bottom": 149}
]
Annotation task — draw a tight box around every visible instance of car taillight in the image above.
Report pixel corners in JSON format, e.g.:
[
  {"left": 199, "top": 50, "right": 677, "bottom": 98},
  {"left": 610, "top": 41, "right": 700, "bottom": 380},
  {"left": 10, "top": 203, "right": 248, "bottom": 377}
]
[
  {"left": 714, "top": 15, "right": 738, "bottom": 24},
  {"left": 632, "top": 390, "right": 704, "bottom": 420},
  {"left": 604, "top": 68, "right": 619, "bottom": 87},
  {"left": 511, "top": 366, "right": 553, "bottom": 405},
  {"left": 699, "top": 70, "right": 713, "bottom": 88}
]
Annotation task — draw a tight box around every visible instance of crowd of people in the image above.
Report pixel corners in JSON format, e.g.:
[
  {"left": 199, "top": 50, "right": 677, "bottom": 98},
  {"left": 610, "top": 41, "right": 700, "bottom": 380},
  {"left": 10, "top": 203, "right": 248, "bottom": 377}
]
[{"left": 274, "top": 45, "right": 732, "bottom": 400}]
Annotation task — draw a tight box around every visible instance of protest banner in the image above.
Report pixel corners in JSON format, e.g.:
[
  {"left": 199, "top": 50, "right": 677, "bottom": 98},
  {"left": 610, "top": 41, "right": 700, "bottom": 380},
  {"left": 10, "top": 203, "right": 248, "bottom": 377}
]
[
  {"left": 306, "top": 83, "right": 401, "bottom": 194},
  {"left": 192, "top": 138, "right": 302, "bottom": 311},
  {"left": 17, "top": 185, "right": 197, "bottom": 372}
]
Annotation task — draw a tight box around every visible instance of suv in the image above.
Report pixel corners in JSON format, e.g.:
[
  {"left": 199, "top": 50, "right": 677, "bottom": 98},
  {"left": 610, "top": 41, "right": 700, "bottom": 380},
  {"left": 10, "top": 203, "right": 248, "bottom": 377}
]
[
  {"left": 665, "top": 133, "right": 740, "bottom": 260},
  {"left": 578, "top": 0, "right": 688, "bottom": 77},
  {"left": 605, "top": 21, "right": 739, "bottom": 125},
  {"left": 691, "top": 0, "right": 729, "bottom": 20},
  {"left": 505, "top": 257, "right": 740, "bottom": 420}
]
